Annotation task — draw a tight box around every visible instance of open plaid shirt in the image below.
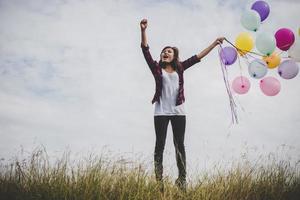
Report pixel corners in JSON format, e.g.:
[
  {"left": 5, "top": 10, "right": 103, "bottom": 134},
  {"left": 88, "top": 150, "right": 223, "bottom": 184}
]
[{"left": 141, "top": 44, "right": 201, "bottom": 106}]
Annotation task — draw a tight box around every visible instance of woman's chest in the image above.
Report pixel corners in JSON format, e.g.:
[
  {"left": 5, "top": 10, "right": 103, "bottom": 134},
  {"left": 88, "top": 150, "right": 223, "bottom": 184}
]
[{"left": 162, "top": 70, "right": 179, "bottom": 85}]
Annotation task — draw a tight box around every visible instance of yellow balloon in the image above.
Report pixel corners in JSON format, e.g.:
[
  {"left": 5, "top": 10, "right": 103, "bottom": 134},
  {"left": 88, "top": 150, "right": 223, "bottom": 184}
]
[
  {"left": 235, "top": 32, "right": 254, "bottom": 56},
  {"left": 263, "top": 52, "right": 281, "bottom": 69}
]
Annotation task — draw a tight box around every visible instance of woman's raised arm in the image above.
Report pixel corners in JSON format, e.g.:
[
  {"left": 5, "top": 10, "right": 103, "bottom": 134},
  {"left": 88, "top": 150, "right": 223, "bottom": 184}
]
[
  {"left": 140, "top": 19, "right": 157, "bottom": 72},
  {"left": 140, "top": 19, "right": 148, "bottom": 47},
  {"left": 182, "top": 37, "right": 225, "bottom": 71},
  {"left": 196, "top": 37, "right": 225, "bottom": 60}
]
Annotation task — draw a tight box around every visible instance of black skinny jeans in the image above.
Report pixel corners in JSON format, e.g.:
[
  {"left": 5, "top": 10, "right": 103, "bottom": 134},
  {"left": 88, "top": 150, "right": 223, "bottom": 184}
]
[{"left": 154, "top": 115, "right": 186, "bottom": 182}]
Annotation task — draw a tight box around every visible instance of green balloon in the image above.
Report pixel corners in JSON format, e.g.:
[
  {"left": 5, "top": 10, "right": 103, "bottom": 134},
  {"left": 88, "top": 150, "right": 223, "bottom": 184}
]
[
  {"left": 255, "top": 32, "right": 276, "bottom": 56},
  {"left": 241, "top": 10, "right": 260, "bottom": 32}
]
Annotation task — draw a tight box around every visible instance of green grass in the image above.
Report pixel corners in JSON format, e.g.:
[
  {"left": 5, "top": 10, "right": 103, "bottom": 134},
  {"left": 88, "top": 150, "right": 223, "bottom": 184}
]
[{"left": 0, "top": 148, "right": 299, "bottom": 200}]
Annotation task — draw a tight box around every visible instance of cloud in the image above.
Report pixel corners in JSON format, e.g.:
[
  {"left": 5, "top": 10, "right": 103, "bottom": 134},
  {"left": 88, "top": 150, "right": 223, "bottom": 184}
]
[{"left": 0, "top": 0, "right": 300, "bottom": 174}]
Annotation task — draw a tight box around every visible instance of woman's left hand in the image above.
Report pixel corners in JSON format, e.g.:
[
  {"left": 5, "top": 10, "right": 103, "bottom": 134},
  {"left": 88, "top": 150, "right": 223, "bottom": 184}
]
[{"left": 213, "top": 37, "right": 225, "bottom": 46}]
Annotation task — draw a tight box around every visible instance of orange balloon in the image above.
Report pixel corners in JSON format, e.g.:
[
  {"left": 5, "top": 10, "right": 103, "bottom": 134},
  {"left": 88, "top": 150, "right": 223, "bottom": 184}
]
[{"left": 263, "top": 52, "right": 281, "bottom": 69}]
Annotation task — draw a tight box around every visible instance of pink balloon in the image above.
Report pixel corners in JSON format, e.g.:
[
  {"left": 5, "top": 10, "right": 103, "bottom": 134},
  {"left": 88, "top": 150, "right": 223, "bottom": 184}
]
[
  {"left": 260, "top": 77, "right": 281, "bottom": 96},
  {"left": 232, "top": 76, "right": 250, "bottom": 94},
  {"left": 275, "top": 28, "right": 295, "bottom": 51}
]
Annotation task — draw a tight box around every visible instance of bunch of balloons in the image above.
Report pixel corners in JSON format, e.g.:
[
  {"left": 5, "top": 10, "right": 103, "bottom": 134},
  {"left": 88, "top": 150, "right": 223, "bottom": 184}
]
[{"left": 219, "top": 0, "right": 299, "bottom": 97}]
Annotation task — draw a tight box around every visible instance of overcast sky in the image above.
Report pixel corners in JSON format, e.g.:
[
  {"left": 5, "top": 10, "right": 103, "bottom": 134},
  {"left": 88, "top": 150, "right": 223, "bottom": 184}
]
[{"left": 1, "top": 0, "right": 300, "bottom": 177}]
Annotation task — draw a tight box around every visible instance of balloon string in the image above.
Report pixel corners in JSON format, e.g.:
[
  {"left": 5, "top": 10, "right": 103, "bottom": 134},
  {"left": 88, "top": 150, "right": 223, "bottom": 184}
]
[
  {"left": 224, "top": 38, "right": 265, "bottom": 57},
  {"left": 218, "top": 44, "right": 239, "bottom": 124},
  {"left": 243, "top": 52, "right": 257, "bottom": 60},
  {"left": 237, "top": 53, "right": 243, "bottom": 79},
  {"left": 225, "top": 38, "right": 294, "bottom": 59},
  {"left": 278, "top": 49, "right": 292, "bottom": 59}
]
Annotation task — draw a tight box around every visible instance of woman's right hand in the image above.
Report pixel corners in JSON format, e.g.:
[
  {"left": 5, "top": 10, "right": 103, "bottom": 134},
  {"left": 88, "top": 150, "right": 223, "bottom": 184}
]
[{"left": 140, "top": 19, "right": 148, "bottom": 31}]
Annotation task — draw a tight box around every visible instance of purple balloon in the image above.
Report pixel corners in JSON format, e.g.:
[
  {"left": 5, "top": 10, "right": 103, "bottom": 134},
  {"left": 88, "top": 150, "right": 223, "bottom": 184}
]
[
  {"left": 220, "top": 46, "right": 237, "bottom": 65},
  {"left": 251, "top": 1, "right": 270, "bottom": 22},
  {"left": 275, "top": 28, "right": 295, "bottom": 51},
  {"left": 278, "top": 60, "right": 299, "bottom": 79}
]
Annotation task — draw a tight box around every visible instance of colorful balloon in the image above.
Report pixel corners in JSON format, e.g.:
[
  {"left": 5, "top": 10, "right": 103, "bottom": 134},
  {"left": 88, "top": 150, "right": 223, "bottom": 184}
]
[
  {"left": 248, "top": 59, "right": 268, "bottom": 79},
  {"left": 260, "top": 77, "right": 281, "bottom": 96},
  {"left": 251, "top": 1, "right": 270, "bottom": 22},
  {"left": 255, "top": 32, "right": 276, "bottom": 56},
  {"left": 241, "top": 10, "right": 261, "bottom": 32},
  {"left": 232, "top": 76, "right": 251, "bottom": 94},
  {"left": 278, "top": 60, "right": 299, "bottom": 79},
  {"left": 263, "top": 52, "right": 281, "bottom": 69},
  {"left": 288, "top": 38, "right": 300, "bottom": 62},
  {"left": 235, "top": 32, "right": 254, "bottom": 56},
  {"left": 220, "top": 46, "right": 237, "bottom": 65},
  {"left": 275, "top": 28, "right": 295, "bottom": 51}
]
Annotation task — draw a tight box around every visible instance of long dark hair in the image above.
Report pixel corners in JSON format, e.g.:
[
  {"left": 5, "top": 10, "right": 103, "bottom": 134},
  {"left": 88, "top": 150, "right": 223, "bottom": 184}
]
[{"left": 158, "top": 46, "right": 182, "bottom": 72}]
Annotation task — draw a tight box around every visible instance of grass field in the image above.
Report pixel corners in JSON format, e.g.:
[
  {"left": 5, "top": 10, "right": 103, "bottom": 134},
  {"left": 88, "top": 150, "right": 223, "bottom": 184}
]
[{"left": 0, "top": 148, "right": 299, "bottom": 200}]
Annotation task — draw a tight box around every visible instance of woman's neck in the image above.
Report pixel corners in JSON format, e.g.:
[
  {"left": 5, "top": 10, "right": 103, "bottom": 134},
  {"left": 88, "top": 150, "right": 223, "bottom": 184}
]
[{"left": 164, "top": 64, "right": 174, "bottom": 73}]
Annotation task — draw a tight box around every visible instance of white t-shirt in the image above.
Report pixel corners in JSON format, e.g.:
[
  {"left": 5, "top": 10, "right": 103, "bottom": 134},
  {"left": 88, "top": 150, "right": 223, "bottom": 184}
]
[{"left": 154, "top": 69, "right": 186, "bottom": 116}]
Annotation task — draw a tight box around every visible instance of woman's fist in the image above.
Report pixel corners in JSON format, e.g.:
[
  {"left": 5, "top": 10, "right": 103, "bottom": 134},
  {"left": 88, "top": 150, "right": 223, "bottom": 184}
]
[
  {"left": 213, "top": 37, "right": 225, "bottom": 46},
  {"left": 140, "top": 19, "right": 148, "bottom": 31}
]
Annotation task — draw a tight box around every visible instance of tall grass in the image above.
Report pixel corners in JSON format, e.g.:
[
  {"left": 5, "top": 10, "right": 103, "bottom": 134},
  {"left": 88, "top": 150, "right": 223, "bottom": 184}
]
[{"left": 0, "top": 148, "right": 299, "bottom": 200}]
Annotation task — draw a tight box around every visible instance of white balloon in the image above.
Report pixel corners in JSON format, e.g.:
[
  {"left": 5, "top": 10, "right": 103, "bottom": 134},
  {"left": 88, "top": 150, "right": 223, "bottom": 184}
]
[
  {"left": 248, "top": 59, "right": 268, "bottom": 79},
  {"left": 256, "top": 32, "right": 276, "bottom": 56},
  {"left": 241, "top": 10, "right": 260, "bottom": 32}
]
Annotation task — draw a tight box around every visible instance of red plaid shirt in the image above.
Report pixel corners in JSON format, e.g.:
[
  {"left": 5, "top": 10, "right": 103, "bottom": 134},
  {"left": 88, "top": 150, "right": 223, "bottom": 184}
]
[{"left": 141, "top": 44, "right": 201, "bottom": 106}]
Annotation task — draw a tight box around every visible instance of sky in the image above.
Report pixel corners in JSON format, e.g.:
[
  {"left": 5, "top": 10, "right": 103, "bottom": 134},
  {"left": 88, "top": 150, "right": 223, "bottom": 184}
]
[{"left": 0, "top": 0, "right": 300, "bottom": 178}]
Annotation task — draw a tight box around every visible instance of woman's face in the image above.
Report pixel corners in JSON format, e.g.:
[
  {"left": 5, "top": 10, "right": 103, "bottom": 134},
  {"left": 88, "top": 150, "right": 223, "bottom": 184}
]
[{"left": 161, "top": 48, "right": 174, "bottom": 63}]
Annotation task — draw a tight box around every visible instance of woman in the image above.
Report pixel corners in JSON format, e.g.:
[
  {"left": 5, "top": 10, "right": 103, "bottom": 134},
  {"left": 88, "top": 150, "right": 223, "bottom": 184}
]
[{"left": 140, "top": 18, "right": 224, "bottom": 192}]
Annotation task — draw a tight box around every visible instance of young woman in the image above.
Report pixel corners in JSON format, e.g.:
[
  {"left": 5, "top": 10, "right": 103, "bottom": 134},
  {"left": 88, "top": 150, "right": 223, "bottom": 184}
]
[{"left": 140, "top": 18, "right": 224, "bottom": 192}]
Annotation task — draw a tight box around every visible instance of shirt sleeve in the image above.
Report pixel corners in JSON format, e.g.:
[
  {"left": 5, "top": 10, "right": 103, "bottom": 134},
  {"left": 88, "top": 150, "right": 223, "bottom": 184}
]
[
  {"left": 181, "top": 55, "right": 201, "bottom": 71},
  {"left": 141, "top": 43, "right": 157, "bottom": 73}
]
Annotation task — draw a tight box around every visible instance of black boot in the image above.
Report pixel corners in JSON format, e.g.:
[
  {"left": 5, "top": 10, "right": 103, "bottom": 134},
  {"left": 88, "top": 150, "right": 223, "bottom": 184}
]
[
  {"left": 158, "top": 180, "right": 164, "bottom": 193},
  {"left": 175, "top": 178, "right": 187, "bottom": 193},
  {"left": 154, "top": 162, "right": 164, "bottom": 193}
]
